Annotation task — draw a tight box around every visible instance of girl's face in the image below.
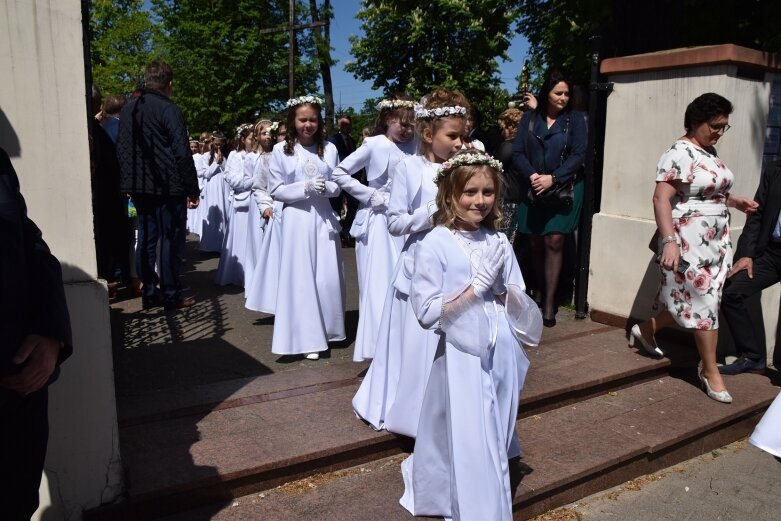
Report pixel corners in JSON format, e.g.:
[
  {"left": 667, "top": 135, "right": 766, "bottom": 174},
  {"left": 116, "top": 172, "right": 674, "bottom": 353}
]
[
  {"left": 190, "top": 141, "right": 199, "bottom": 154},
  {"left": 256, "top": 125, "right": 274, "bottom": 151},
  {"left": 386, "top": 118, "right": 414, "bottom": 144},
  {"left": 276, "top": 124, "right": 287, "bottom": 143},
  {"left": 547, "top": 81, "right": 570, "bottom": 116},
  {"left": 424, "top": 117, "right": 465, "bottom": 162},
  {"left": 242, "top": 133, "right": 254, "bottom": 151},
  {"left": 294, "top": 106, "right": 319, "bottom": 146},
  {"left": 455, "top": 171, "right": 496, "bottom": 231}
]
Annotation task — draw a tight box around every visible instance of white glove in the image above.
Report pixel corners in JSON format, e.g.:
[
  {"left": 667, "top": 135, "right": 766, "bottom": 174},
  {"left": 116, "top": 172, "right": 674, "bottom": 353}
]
[
  {"left": 305, "top": 176, "right": 326, "bottom": 196},
  {"left": 369, "top": 190, "right": 387, "bottom": 210},
  {"left": 472, "top": 240, "right": 504, "bottom": 298}
]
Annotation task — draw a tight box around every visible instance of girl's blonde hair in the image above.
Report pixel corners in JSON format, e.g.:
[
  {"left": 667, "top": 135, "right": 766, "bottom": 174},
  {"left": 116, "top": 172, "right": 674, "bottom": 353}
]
[
  {"left": 497, "top": 108, "right": 522, "bottom": 140},
  {"left": 433, "top": 149, "right": 504, "bottom": 231},
  {"left": 417, "top": 87, "right": 470, "bottom": 154},
  {"left": 371, "top": 94, "right": 415, "bottom": 137}
]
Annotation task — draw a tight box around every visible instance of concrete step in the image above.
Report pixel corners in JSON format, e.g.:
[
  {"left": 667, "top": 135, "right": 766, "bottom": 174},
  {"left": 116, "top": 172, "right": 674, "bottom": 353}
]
[
  {"left": 152, "top": 372, "right": 779, "bottom": 521},
  {"left": 85, "top": 322, "right": 698, "bottom": 520}
]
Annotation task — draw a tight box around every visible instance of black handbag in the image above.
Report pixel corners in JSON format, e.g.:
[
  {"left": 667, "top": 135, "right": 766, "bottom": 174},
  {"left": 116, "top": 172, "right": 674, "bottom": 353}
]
[{"left": 525, "top": 115, "right": 576, "bottom": 207}]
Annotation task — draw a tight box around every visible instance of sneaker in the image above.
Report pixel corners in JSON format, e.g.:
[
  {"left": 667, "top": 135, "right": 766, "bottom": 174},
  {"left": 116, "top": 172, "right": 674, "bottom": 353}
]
[
  {"left": 305, "top": 352, "right": 320, "bottom": 360},
  {"left": 718, "top": 356, "right": 766, "bottom": 375}
]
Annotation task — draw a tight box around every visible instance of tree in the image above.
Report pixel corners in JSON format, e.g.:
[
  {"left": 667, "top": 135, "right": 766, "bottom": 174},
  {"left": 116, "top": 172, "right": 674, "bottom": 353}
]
[
  {"left": 89, "top": 0, "right": 156, "bottom": 96},
  {"left": 516, "top": 0, "right": 781, "bottom": 88},
  {"left": 151, "top": 0, "right": 321, "bottom": 132},
  {"left": 346, "top": 0, "right": 519, "bottom": 122}
]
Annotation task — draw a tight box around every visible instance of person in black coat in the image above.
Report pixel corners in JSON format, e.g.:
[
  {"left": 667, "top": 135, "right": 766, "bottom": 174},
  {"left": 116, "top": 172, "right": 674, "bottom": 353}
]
[
  {"left": 0, "top": 146, "right": 73, "bottom": 520},
  {"left": 116, "top": 61, "right": 199, "bottom": 310},
  {"left": 328, "top": 114, "right": 362, "bottom": 243},
  {"left": 720, "top": 159, "right": 781, "bottom": 375}
]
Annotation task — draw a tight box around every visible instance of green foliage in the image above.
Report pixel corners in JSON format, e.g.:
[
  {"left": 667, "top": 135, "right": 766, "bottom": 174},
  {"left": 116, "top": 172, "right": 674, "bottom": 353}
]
[
  {"left": 89, "top": 0, "right": 157, "bottom": 96},
  {"left": 346, "top": 0, "right": 518, "bottom": 124},
  {"left": 515, "top": 0, "right": 611, "bottom": 87},
  {"left": 150, "top": 0, "right": 321, "bottom": 133}
]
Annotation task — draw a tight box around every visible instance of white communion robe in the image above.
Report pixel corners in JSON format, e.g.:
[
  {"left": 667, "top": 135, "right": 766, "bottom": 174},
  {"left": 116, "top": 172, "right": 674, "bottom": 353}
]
[
  {"left": 269, "top": 141, "right": 346, "bottom": 355},
  {"left": 750, "top": 390, "right": 781, "bottom": 458},
  {"left": 399, "top": 226, "right": 541, "bottom": 521},
  {"left": 199, "top": 155, "right": 231, "bottom": 252},
  {"left": 331, "top": 135, "right": 414, "bottom": 361},
  {"left": 243, "top": 151, "right": 271, "bottom": 293},
  {"left": 187, "top": 152, "right": 207, "bottom": 236},
  {"left": 352, "top": 154, "right": 440, "bottom": 435},
  {"left": 245, "top": 152, "right": 282, "bottom": 314},
  {"left": 216, "top": 150, "right": 251, "bottom": 287}
]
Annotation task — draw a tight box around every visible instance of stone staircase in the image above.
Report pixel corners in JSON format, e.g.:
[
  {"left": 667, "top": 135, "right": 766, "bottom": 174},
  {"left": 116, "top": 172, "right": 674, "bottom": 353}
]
[{"left": 85, "top": 313, "right": 779, "bottom": 520}]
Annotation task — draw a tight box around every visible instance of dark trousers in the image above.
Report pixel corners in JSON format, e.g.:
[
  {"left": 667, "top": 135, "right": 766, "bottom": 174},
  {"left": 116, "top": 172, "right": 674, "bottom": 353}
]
[
  {"left": 0, "top": 388, "right": 49, "bottom": 521},
  {"left": 721, "top": 242, "right": 781, "bottom": 361},
  {"left": 134, "top": 195, "right": 187, "bottom": 304}
]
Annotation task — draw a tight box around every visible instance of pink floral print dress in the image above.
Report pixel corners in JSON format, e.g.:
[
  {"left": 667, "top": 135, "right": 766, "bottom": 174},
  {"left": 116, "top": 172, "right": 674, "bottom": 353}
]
[{"left": 653, "top": 139, "right": 734, "bottom": 330}]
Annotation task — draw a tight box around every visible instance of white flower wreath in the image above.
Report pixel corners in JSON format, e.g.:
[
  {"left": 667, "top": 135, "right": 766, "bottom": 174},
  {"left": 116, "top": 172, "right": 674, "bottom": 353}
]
[
  {"left": 414, "top": 105, "right": 468, "bottom": 120},
  {"left": 286, "top": 95, "right": 324, "bottom": 108},
  {"left": 434, "top": 153, "right": 503, "bottom": 186},
  {"left": 376, "top": 99, "right": 417, "bottom": 111},
  {"left": 235, "top": 123, "right": 254, "bottom": 139}
]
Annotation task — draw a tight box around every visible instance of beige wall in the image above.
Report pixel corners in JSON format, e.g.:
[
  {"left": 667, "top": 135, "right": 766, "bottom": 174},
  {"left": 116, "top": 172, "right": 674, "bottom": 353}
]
[
  {"left": 1, "top": 1, "right": 122, "bottom": 519},
  {"left": 590, "top": 62, "right": 780, "bottom": 364}
]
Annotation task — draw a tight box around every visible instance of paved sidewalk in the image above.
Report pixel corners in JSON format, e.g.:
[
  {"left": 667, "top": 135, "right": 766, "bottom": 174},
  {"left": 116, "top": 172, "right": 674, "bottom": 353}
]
[{"left": 535, "top": 438, "right": 781, "bottom": 521}]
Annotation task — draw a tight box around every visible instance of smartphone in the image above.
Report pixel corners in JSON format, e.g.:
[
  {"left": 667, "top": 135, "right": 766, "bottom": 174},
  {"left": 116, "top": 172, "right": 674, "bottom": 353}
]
[{"left": 654, "top": 255, "right": 691, "bottom": 274}]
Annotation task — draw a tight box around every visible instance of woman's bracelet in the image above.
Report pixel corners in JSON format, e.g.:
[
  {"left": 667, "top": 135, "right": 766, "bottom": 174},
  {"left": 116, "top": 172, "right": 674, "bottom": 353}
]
[{"left": 661, "top": 235, "right": 677, "bottom": 245}]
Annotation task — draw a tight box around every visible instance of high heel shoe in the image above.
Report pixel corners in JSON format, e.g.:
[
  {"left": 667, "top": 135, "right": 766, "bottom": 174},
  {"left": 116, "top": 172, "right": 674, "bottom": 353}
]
[
  {"left": 698, "top": 363, "right": 732, "bottom": 404},
  {"left": 630, "top": 324, "right": 664, "bottom": 358}
]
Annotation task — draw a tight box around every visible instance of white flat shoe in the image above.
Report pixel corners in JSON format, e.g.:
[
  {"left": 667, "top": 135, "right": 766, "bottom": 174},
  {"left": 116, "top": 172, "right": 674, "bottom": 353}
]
[
  {"left": 698, "top": 363, "right": 732, "bottom": 404},
  {"left": 631, "top": 324, "right": 664, "bottom": 358},
  {"left": 305, "top": 352, "right": 320, "bottom": 360}
]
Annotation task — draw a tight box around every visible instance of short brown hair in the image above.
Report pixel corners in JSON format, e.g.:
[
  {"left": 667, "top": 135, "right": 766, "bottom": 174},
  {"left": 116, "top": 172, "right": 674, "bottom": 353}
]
[
  {"left": 102, "top": 94, "right": 127, "bottom": 116},
  {"left": 432, "top": 150, "right": 504, "bottom": 231},
  {"left": 144, "top": 61, "right": 173, "bottom": 91},
  {"left": 497, "top": 108, "right": 522, "bottom": 140}
]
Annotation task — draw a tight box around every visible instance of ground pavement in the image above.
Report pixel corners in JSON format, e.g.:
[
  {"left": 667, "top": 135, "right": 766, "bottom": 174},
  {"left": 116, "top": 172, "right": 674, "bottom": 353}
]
[{"left": 105, "top": 236, "right": 781, "bottom": 520}]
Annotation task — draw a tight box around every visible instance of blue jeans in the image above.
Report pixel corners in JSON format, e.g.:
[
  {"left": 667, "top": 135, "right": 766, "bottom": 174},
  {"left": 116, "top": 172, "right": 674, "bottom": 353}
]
[{"left": 133, "top": 195, "right": 187, "bottom": 304}]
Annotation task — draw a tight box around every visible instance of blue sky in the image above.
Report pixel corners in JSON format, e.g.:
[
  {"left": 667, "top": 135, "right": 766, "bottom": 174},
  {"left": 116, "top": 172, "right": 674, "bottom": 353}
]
[{"left": 327, "top": 1, "right": 530, "bottom": 110}]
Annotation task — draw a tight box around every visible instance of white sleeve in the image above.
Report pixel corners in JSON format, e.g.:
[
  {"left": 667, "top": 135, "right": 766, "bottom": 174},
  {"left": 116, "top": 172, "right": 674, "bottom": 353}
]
[
  {"left": 387, "top": 161, "right": 435, "bottom": 236},
  {"left": 331, "top": 144, "right": 374, "bottom": 203},
  {"left": 268, "top": 147, "right": 309, "bottom": 203}
]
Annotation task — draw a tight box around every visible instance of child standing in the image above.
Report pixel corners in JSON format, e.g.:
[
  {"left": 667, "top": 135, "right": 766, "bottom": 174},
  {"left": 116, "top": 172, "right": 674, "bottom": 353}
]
[
  {"left": 352, "top": 88, "right": 469, "bottom": 436},
  {"left": 269, "top": 96, "right": 345, "bottom": 360},
  {"left": 245, "top": 120, "right": 282, "bottom": 313},
  {"left": 330, "top": 97, "right": 416, "bottom": 361},
  {"left": 199, "top": 132, "right": 230, "bottom": 252},
  {"left": 215, "top": 124, "right": 254, "bottom": 286},
  {"left": 399, "top": 149, "right": 541, "bottom": 521}
]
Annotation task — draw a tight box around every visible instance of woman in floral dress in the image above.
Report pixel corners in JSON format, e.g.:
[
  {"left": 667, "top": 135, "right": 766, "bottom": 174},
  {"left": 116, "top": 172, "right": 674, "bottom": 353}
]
[{"left": 632, "top": 93, "right": 758, "bottom": 404}]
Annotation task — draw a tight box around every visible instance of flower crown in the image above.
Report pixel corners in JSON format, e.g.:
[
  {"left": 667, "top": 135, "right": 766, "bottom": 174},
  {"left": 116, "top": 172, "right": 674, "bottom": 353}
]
[
  {"left": 376, "top": 99, "right": 416, "bottom": 111},
  {"left": 414, "top": 105, "right": 468, "bottom": 119},
  {"left": 287, "top": 95, "right": 324, "bottom": 108},
  {"left": 434, "top": 153, "right": 504, "bottom": 186},
  {"left": 235, "top": 123, "right": 254, "bottom": 139}
]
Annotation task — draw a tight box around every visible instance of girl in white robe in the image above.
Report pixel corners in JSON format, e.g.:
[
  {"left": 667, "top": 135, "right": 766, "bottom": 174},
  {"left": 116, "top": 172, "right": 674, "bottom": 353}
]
[
  {"left": 399, "top": 149, "right": 541, "bottom": 521},
  {"left": 199, "top": 133, "right": 231, "bottom": 252},
  {"left": 215, "top": 125, "right": 254, "bottom": 287},
  {"left": 352, "top": 88, "right": 470, "bottom": 436},
  {"left": 269, "top": 97, "right": 345, "bottom": 359},
  {"left": 330, "top": 99, "right": 416, "bottom": 361},
  {"left": 750, "top": 390, "right": 781, "bottom": 458},
  {"left": 245, "top": 121, "right": 281, "bottom": 312}
]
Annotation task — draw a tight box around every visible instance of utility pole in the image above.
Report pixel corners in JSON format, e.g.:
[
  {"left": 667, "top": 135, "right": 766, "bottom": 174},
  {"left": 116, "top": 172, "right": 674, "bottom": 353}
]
[{"left": 258, "top": 1, "right": 327, "bottom": 99}]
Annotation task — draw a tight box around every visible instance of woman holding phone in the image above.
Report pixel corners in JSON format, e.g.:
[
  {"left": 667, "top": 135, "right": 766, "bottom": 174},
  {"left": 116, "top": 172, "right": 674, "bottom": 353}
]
[{"left": 631, "top": 93, "right": 758, "bottom": 404}]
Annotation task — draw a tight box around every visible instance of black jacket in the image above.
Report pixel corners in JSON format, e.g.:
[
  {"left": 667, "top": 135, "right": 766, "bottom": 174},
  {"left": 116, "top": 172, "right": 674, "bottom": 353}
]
[
  {"left": 0, "top": 148, "right": 72, "bottom": 383},
  {"left": 117, "top": 89, "right": 199, "bottom": 198},
  {"left": 735, "top": 160, "right": 781, "bottom": 259}
]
